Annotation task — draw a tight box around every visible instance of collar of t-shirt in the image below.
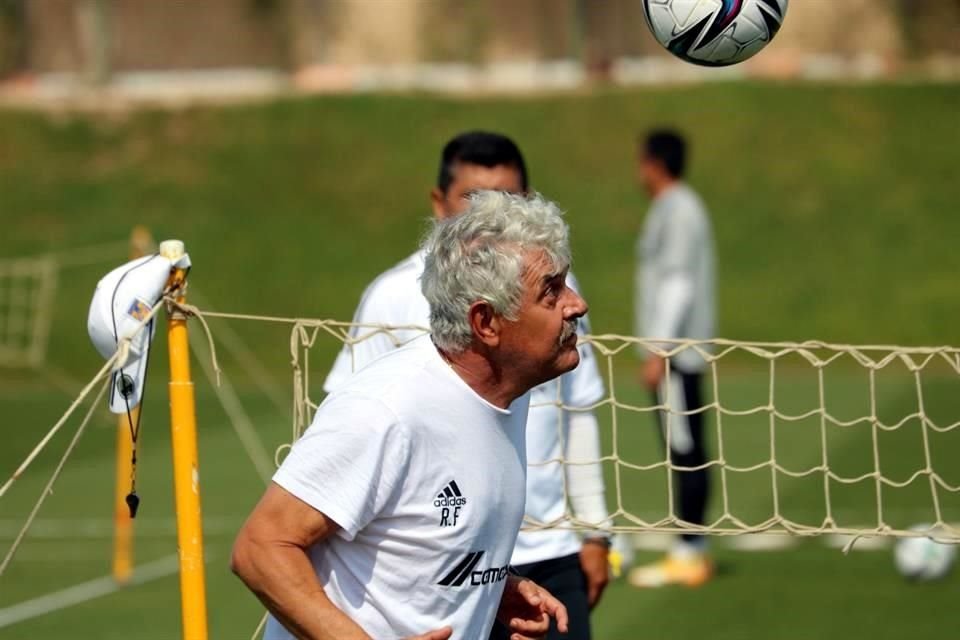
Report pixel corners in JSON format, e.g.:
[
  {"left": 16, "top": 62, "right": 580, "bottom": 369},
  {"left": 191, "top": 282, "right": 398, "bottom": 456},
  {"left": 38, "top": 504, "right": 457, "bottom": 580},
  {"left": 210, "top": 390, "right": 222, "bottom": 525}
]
[{"left": 421, "top": 336, "right": 519, "bottom": 416}]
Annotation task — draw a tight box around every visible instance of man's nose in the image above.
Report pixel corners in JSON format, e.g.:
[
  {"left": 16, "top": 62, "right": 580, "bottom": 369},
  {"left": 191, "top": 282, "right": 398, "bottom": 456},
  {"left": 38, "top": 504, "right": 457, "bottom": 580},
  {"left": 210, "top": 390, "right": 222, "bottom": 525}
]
[{"left": 565, "top": 288, "right": 588, "bottom": 319}]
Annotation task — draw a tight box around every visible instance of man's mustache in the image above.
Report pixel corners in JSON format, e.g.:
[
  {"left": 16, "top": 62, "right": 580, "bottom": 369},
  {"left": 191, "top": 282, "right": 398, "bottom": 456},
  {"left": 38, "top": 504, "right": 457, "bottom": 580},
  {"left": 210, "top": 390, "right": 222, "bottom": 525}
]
[{"left": 559, "top": 319, "right": 579, "bottom": 345}]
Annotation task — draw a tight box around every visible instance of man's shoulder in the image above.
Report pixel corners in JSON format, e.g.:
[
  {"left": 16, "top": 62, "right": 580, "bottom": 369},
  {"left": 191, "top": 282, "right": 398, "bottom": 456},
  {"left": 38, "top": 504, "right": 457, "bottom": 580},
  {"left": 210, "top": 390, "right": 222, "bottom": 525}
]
[
  {"left": 366, "top": 252, "right": 423, "bottom": 296},
  {"left": 353, "top": 252, "right": 426, "bottom": 321},
  {"left": 651, "top": 185, "right": 708, "bottom": 235},
  {"left": 332, "top": 339, "right": 437, "bottom": 405},
  {"left": 346, "top": 252, "right": 426, "bottom": 328},
  {"left": 670, "top": 184, "right": 709, "bottom": 217}
]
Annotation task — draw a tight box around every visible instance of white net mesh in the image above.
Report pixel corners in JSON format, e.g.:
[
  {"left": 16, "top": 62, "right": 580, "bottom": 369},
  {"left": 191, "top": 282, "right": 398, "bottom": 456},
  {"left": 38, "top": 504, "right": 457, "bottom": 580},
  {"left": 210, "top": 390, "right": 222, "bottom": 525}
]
[
  {"left": 0, "top": 256, "right": 57, "bottom": 369},
  {"left": 5, "top": 305, "right": 958, "bottom": 612},
  {"left": 289, "top": 320, "right": 960, "bottom": 542}
]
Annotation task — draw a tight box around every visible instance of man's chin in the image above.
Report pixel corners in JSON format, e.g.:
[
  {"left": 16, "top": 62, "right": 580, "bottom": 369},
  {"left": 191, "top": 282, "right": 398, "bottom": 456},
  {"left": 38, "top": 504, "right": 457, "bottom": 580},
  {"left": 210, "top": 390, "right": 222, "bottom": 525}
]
[
  {"left": 555, "top": 347, "right": 582, "bottom": 375},
  {"left": 528, "top": 344, "right": 582, "bottom": 388}
]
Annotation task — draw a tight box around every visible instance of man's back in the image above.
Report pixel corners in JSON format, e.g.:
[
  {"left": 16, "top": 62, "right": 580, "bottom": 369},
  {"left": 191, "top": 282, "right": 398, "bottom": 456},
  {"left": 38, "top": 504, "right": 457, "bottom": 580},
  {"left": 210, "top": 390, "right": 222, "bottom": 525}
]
[
  {"left": 269, "top": 340, "right": 529, "bottom": 639},
  {"left": 636, "top": 183, "right": 716, "bottom": 371},
  {"left": 324, "top": 253, "right": 430, "bottom": 393},
  {"left": 235, "top": 190, "right": 579, "bottom": 640},
  {"left": 628, "top": 134, "right": 719, "bottom": 588},
  {"left": 325, "top": 252, "right": 607, "bottom": 566}
]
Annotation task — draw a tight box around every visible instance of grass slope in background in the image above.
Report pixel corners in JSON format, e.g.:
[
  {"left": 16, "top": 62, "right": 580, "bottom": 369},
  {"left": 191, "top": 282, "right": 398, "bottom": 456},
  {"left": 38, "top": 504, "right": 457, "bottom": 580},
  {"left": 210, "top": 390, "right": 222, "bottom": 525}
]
[
  {"left": 2, "top": 84, "right": 959, "bottom": 638},
  {"left": 3, "top": 83, "right": 960, "bottom": 384}
]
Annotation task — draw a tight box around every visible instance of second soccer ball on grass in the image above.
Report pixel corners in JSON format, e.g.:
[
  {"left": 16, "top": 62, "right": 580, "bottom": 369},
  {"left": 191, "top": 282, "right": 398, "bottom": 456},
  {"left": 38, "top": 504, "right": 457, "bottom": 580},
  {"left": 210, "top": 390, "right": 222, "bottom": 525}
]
[{"left": 894, "top": 526, "right": 957, "bottom": 582}]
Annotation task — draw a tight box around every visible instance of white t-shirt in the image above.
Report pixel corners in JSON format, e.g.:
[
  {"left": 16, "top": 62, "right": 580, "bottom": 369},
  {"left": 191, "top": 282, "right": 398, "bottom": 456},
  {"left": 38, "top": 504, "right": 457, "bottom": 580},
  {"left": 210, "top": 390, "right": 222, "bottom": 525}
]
[
  {"left": 324, "top": 251, "right": 607, "bottom": 566},
  {"left": 267, "top": 338, "right": 529, "bottom": 640},
  {"left": 635, "top": 183, "right": 716, "bottom": 373}
]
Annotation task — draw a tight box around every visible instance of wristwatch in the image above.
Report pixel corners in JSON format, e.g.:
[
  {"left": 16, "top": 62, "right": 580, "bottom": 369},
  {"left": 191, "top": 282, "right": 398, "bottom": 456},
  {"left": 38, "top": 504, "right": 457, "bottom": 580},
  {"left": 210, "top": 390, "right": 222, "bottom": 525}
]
[{"left": 582, "top": 535, "right": 613, "bottom": 550}]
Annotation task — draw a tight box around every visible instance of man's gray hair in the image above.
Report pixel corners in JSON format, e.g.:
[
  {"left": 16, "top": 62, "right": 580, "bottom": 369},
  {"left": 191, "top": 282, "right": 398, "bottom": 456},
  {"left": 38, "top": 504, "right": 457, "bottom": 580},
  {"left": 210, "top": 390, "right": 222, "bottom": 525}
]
[{"left": 420, "top": 190, "right": 571, "bottom": 353}]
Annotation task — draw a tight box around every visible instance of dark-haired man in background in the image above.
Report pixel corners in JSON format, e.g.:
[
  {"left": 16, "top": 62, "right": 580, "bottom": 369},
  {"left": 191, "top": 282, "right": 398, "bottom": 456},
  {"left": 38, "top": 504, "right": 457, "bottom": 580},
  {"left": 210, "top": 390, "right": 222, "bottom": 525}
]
[
  {"left": 630, "top": 129, "right": 717, "bottom": 589},
  {"left": 325, "top": 131, "right": 613, "bottom": 640}
]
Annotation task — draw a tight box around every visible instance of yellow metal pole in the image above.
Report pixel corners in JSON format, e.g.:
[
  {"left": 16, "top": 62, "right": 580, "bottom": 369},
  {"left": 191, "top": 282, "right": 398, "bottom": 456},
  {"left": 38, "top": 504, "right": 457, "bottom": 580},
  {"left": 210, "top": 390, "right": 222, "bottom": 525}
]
[
  {"left": 112, "top": 225, "right": 153, "bottom": 584},
  {"left": 162, "top": 240, "right": 208, "bottom": 640},
  {"left": 112, "top": 404, "right": 137, "bottom": 583}
]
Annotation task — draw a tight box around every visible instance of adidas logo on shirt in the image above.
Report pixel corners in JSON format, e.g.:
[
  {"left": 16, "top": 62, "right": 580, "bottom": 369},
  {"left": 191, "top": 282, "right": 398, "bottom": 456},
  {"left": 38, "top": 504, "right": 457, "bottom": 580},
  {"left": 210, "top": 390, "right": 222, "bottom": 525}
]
[
  {"left": 434, "top": 480, "right": 466, "bottom": 527},
  {"left": 437, "top": 551, "right": 510, "bottom": 588},
  {"left": 434, "top": 480, "right": 467, "bottom": 507}
]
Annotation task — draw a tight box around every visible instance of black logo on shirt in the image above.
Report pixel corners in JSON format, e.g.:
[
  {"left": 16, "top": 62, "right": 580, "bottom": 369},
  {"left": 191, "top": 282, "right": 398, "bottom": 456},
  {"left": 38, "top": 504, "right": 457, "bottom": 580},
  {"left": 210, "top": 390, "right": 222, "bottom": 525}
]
[
  {"left": 437, "top": 551, "right": 510, "bottom": 588},
  {"left": 435, "top": 480, "right": 466, "bottom": 527}
]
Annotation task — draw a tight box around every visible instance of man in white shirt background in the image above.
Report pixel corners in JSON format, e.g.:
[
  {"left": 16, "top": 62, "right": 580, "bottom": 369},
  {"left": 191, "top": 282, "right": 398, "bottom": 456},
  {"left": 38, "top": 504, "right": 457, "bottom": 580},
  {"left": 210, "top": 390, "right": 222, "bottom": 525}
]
[
  {"left": 629, "top": 129, "right": 717, "bottom": 589},
  {"left": 325, "top": 132, "right": 612, "bottom": 640},
  {"left": 232, "top": 191, "right": 580, "bottom": 640}
]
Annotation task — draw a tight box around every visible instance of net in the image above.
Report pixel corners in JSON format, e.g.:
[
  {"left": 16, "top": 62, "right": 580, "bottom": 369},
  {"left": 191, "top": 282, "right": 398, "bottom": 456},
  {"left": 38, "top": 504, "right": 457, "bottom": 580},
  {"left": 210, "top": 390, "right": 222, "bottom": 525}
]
[
  {"left": 0, "top": 256, "right": 58, "bottom": 369},
  {"left": 4, "top": 303, "right": 958, "bottom": 638},
  {"left": 8, "top": 305, "right": 958, "bottom": 559},
  {"left": 286, "top": 319, "right": 960, "bottom": 543},
  {"left": 0, "top": 241, "right": 129, "bottom": 372}
]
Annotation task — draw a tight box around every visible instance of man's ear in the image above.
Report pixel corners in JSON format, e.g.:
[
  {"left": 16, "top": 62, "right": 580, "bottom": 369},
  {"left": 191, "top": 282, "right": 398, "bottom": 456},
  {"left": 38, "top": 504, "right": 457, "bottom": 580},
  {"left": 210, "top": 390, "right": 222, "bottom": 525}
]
[
  {"left": 468, "top": 300, "right": 501, "bottom": 348},
  {"left": 430, "top": 187, "right": 448, "bottom": 220}
]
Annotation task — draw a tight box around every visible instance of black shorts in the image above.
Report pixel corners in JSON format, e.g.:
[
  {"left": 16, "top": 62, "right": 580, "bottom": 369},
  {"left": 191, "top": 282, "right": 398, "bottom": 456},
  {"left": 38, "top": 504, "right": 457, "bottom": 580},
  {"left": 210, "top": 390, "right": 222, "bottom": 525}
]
[
  {"left": 488, "top": 553, "right": 591, "bottom": 640},
  {"left": 651, "top": 370, "right": 710, "bottom": 534}
]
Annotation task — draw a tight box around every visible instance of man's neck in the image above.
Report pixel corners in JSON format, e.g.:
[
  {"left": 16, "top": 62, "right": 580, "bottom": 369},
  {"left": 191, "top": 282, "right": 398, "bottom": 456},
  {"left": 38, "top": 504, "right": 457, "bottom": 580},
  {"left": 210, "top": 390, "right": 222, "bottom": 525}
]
[
  {"left": 436, "top": 345, "right": 525, "bottom": 410},
  {"left": 651, "top": 177, "right": 679, "bottom": 200}
]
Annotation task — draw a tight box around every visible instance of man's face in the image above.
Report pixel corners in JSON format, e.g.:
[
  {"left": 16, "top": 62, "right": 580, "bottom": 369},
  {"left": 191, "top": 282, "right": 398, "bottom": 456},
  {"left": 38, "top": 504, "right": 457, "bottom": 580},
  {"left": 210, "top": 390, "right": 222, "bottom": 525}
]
[
  {"left": 431, "top": 162, "right": 525, "bottom": 219},
  {"left": 637, "top": 153, "right": 660, "bottom": 197},
  {"left": 497, "top": 249, "right": 588, "bottom": 387}
]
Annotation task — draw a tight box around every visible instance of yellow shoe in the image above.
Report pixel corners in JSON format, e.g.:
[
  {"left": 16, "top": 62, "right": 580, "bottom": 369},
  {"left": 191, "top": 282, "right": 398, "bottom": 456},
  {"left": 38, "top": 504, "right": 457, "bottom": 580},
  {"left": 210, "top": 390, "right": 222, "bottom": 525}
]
[{"left": 627, "top": 552, "right": 713, "bottom": 588}]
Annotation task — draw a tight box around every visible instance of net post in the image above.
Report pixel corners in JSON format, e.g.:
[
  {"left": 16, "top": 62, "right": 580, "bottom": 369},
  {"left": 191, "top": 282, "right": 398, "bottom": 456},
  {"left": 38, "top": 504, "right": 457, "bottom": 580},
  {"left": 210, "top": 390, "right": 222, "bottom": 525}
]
[
  {"left": 112, "top": 403, "right": 137, "bottom": 584},
  {"left": 112, "top": 226, "right": 154, "bottom": 585},
  {"left": 162, "top": 239, "right": 209, "bottom": 640}
]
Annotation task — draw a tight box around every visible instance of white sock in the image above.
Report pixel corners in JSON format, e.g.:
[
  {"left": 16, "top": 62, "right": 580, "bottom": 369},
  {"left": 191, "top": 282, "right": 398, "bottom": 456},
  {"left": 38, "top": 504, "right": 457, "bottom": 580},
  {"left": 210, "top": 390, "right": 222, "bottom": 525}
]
[{"left": 670, "top": 538, "right": 706, "bottom": 560}]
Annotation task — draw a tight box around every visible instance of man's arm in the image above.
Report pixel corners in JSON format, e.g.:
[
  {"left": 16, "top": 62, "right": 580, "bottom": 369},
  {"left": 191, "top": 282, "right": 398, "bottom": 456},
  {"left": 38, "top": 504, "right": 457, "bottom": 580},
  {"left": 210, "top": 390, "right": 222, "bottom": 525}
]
[
  {"left": 641, "top": 209, "right": 698, "bottom": 389},
  {"left": 641, "top": 270, "right": 692, "bottom": 389},
  {"left": 236, "top": 384, "right": 459, "bottom": 639},
  {"left": 565, "top": 412, "right": 609, "bottom": 527},
  {"left": 231, "top": 483, "right": 372, "bottom": 640},
  {"left": 564, "top": 411, "right": 612, "bottom": 608},
  {"left": 232, "top": 484, "right": 452, "bottom": 640}
]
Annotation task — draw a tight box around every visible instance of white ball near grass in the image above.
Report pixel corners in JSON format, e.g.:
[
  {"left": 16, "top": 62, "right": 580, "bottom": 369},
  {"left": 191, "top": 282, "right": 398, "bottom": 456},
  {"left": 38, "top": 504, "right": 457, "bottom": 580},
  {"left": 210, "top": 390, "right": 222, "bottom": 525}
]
[{"left": 894, "top": 525, "right": 957, "bottom": 581}]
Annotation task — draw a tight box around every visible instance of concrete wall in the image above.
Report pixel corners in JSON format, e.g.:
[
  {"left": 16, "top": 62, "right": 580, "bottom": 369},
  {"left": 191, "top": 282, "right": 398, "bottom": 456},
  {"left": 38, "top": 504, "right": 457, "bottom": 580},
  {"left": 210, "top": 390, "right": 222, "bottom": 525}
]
[
  {"left": 27, "top": 0, "right": 285, "bottom": 73},
  {"left": 18, "top": 0, "right": 958, "bottom": 75}
]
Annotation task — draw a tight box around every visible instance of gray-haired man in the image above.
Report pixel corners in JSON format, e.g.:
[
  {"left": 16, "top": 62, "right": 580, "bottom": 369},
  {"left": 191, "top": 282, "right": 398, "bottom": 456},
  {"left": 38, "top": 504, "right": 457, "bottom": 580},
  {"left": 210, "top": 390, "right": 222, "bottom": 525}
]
[
  {"left": 326, "top": 131, "right": 612, "bottom": 640},
  {"left": 232, "top": 191, "right": 583, "bottom": 640}
]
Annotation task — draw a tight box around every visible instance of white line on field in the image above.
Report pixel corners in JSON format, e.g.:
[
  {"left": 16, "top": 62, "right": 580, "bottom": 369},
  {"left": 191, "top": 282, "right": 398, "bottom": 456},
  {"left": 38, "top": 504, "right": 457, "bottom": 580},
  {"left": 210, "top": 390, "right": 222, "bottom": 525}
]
[
  {"left": 0, "top": 516, "right": 241, "bottom": 540},
  {"left": 0, "top": 554, "right": 180, "bottom": 629}
]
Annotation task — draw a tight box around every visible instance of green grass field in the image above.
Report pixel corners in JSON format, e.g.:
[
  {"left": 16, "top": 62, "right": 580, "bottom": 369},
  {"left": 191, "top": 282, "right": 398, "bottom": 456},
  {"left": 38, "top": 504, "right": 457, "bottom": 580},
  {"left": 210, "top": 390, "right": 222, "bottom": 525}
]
[{"left": 3, "top": 83, "right": 960, "bottom": 638}]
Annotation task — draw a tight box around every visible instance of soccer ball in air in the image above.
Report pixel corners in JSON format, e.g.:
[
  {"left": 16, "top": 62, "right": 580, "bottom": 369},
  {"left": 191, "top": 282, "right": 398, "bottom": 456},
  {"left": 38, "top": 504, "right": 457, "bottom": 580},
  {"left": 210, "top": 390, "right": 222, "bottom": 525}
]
[
  {"left": 893, "top": 526, "right": 957, "bottom": 581},
  {"left": 641, "top": 0, "right": 789, "bottom": 67}
]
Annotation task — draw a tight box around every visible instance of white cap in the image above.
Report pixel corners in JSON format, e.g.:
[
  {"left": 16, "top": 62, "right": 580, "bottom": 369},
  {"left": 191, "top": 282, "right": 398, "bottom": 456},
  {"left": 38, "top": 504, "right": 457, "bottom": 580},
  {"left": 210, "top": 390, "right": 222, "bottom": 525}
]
[{"left": 87, "top": 249, "right": 191, "bottom": 413}]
